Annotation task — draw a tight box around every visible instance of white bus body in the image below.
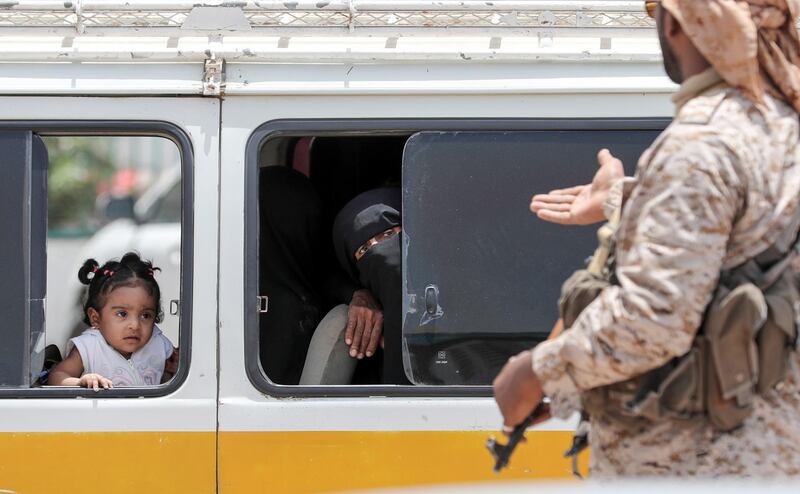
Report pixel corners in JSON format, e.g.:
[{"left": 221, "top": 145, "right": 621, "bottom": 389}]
[{"left": 0, "top": 2, "right": 671, "bottom": 493}]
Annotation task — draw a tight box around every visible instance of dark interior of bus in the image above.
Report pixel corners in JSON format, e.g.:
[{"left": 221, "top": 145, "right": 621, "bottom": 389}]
[{"left": 257, "top": 135, "right": 409, "bottom": 386}]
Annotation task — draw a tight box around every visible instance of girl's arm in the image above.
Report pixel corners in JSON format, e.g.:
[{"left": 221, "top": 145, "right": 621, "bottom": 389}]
[
  {"left": 47, "top": 348, "right": 113, "bottom": 389},
  {"left": 161, "top": 348, "right": 179, "bottom": 384},
  {"left": 47, "top": 347, "right": 84, "bottom": 386}
]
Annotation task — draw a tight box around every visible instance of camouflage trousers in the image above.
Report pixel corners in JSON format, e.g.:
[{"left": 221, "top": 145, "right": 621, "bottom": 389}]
[{"left": 589, "top": 355, "right": 800, "bottom": 477}]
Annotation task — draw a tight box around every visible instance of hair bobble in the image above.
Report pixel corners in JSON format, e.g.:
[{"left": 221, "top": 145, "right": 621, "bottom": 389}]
[
  {"left": 103, "top": 269, "right": 115, "bottom": 277},
  {"left": 148, "top": 269, "right": 155, "bottom": 277},
  {"left": 85, "top": 265, "right": 100, "bottom": 281}
]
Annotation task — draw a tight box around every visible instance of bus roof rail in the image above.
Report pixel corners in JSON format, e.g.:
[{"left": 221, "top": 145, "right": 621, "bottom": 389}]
[{"left": 0, "top": 1, "right": 656, "bottom": 35}]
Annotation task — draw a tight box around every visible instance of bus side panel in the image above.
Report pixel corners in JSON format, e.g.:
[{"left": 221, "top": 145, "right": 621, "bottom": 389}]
[
  {"left": 217, "top": 78, "right": 671, "bottom": 494},
  {"left": 219, "top": 430, "right": 587, "bottom": 493},
  {"left": 0, "top": 96, "right": 221, "bottom": 494},
  {"left": 0, "top": 432, "right": 215, "bottom": 493}
]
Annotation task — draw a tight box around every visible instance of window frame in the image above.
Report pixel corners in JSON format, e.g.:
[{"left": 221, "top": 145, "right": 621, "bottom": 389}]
[
  {"left": 245, "top": 118, "right": 669, "bottom": 398},
  {"left": 0, "top": 120, "right": 193, "bottom": 398}
]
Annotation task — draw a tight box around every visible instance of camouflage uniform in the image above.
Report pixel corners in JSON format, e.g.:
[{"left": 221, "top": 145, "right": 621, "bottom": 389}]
[{"left": 532, "top": 67, "right": 800, "bottom": 476}]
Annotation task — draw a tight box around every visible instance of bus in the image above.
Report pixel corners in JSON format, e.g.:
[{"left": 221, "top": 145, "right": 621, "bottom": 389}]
[{"left": 0, "top": 2, "right": 671, "bottom": 492}]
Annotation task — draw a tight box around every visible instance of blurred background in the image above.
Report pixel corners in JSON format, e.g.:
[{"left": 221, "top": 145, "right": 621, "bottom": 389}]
[{"left": 45, "top": 136, "right": 182, "bottom": 355}]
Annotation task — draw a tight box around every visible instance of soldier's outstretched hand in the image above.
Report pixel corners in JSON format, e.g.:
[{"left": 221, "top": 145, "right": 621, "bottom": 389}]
[{"left": 530, "top": 148, "right": 625, "bottom": 225}]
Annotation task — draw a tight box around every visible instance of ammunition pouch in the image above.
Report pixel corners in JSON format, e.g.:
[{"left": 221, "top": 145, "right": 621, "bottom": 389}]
[
  {"left": 558, "top": 269, "right": 609, "bottom": 330},
  {"left": 561, "top": 222, "right": 800, "bottom": 432}
]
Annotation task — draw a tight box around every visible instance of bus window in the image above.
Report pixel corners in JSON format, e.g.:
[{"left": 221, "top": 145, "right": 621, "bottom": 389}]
[
  {"left": 0, "top": 128, "right": 189, "bottom": 393},
  {"left": 246, "top": 120, "right": 665, "bottom": 394},
  {"left": 44, "top": 136, "right": 183, "bottom": 388}
]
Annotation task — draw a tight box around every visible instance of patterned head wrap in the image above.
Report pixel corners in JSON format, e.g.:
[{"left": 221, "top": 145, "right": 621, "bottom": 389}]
[{"left": 661, "top": 0, "right": 800, "bottom": 112}]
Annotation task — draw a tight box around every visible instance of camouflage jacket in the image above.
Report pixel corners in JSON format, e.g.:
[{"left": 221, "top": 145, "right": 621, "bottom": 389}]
[{"left": 532, "top": 68, "right": 800, "bottom": 476}]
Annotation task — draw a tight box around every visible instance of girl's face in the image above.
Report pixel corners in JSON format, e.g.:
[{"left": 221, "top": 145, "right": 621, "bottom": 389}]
[{"left": 87, "top": 284, "right": 157, "bottom": 358}]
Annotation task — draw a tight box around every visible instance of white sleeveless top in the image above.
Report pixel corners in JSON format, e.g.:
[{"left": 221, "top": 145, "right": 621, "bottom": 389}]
[{"left": 67, "top": 326, "right": 174, "bottom": 386}]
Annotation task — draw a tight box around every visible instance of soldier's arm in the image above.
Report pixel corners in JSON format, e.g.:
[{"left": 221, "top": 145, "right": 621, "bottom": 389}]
[{"left": 532, "top": 137, "right": 743, "bottom": 418}]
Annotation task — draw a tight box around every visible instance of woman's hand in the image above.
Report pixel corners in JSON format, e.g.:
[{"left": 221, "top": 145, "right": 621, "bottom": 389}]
[
  {"left": 79, "top": 373, "right": 113, "bottom": 391},
  {"left": 530, "top": 149, "right": 625, "bottom": 225},
  {"left": 346, "top": 289, "right": 384, "bottom": 359}
]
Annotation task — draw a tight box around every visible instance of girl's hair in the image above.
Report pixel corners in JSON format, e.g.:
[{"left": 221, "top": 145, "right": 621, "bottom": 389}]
[{"left": 77, "top": 252, "right": 163, "bottom": 325}]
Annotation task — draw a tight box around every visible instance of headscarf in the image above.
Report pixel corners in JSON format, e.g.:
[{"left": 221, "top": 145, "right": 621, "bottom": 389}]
[
  {"left": 332, "top": 188, "right": 402, "bottom": 282},
  {"left": 662, "top": 0, "right": 800, "bottom": 112},
  {"left": 331, "top": 187, "right": 408, "bottom": 384},
  {"left": 259, "top": 166, "right": 324, "bottom": 384},
  {"left": 259, "top": 166, "right": 324, "bottom": 303}
]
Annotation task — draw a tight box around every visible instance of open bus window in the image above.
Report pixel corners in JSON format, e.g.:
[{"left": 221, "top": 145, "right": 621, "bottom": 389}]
[
  {"left": 250, "top": 122, "right": 663, "bottom": 392},
  {"left": 257, "top": 135, "right": 405, "bottom": 386},
  {"left": 0, "top": 130, "right": 185, "bottom": 391}
]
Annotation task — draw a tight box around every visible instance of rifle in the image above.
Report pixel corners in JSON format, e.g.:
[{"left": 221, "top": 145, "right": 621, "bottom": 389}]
[
  {"left": 486, "top": 318, "right": 563, "bottom": 473},
  {"left": 485, "top": 400, "right": 549, "bottom": 473}
]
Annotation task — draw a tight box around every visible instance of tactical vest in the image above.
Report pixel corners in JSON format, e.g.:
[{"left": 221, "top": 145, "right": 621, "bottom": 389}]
[{"left": 559, "top": 205, "right": 800, "bottom": 433}]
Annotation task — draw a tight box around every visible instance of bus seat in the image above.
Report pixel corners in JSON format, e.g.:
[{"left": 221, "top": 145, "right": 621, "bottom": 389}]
[
  {"left": 299, "top": 304, "right": 357, "bottom": 385},
  {"left": 33, "top": 344, "right": 62, "bottom": 386}
]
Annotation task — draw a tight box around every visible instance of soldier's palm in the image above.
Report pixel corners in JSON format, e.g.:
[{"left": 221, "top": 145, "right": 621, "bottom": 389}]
[{"left": 530, "top": 149, "right": 624, "bottom": 225}]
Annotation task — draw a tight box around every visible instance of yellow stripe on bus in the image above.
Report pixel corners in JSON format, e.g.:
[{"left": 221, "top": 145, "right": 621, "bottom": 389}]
[
  {"left": 219, "top": 430, "right": 587, "bottom": 493},
  {"left": 0, "top": 432, "right": 215, "bottom": 494},
  {"left": 0, "top": 430, "right": 586, "bottom": 493}
]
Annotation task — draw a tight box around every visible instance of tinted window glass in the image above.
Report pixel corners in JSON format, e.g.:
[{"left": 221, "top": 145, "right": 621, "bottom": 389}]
[
  {"left": 0, "top": 132, "right": 47, "bottom": 387},
  {"left": 402, "top": 130, "right": 657, "bottom": 385}
]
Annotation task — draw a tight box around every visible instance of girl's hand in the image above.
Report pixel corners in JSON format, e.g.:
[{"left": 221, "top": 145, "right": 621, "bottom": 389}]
[
  {"left": 164, "top": 348, "right": 179, "bottom": 376},
  {"left": 79, "top": 373, "right": 113, "bottom": 391}
]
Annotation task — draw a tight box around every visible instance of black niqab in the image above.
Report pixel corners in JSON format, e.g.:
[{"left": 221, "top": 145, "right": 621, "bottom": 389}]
[
  {"left": 259, "top": 166, "right": 323, "bottom": 385},
  {"left": 332, "top": 187, "right": 401, "bottom": 282},
  {"left": 332, "top": 188, "right": 408, "bottom": 384}
]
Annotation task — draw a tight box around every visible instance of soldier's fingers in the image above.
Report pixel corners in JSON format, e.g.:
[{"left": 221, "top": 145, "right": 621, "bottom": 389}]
[
  {"left": 531, "top": 193, "right": 576, "bottom": 204},
  {"left": 536, "top": 210, "right": 573, "bottom": 224},
  {"left": 597, "top": 148, "right": 622, "bottom": 168},
  {"left": 597, "top": 148, "right": 611, "bottom": 166},
  {"left": 548, "top": 185, "right": 585, "bottom": 196},
  {"left": 500, "top": 431, "right": 528, "bottom": 443},
  {"left": 531, "top": 409, "right": 551, "bottom": 426},
  {"left": 531, "top": 201, "right": 572, "bottom": 213}
]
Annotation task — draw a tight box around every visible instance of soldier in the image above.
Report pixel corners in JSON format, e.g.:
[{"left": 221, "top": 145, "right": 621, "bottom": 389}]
[{"left": 494, "top": 0, "right": 800, "bottom": 476}]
